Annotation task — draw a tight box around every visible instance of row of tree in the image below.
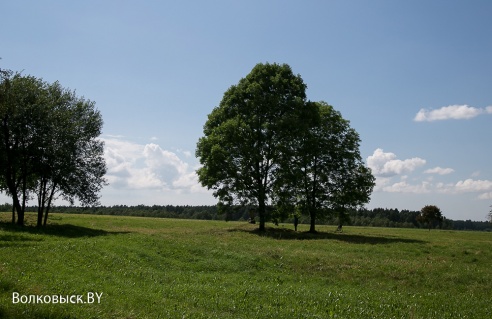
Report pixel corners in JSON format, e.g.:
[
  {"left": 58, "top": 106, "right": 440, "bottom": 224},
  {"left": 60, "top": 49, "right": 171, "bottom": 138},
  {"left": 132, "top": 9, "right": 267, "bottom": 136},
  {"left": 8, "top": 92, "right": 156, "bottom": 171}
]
[
  {"left": 196, "top": 63, "right": 375, "bottom": 232},
  {"left": 2, "top": 203, "right": 488, "bottom": 231},
  {"left": 0, "top": 68, "right": 106, "bottom": 227}
]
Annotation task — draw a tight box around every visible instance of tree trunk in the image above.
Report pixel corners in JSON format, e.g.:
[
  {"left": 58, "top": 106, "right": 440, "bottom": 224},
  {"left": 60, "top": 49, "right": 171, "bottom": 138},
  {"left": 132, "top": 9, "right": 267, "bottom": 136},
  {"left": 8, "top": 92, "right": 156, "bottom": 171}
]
[
  {"left": 258, "top": 194, "right": 266, "bottom": 232},
  {"left": 37, "top": 179, "right": 47, "bottom": 227},
  {"left": 20, "top": 175, "right": 28, "bottom": 226},
  {"left": 43, "top": 184, "right": 56, "bottom": 227},
  {"left": 43, "top": 205, "right": 50, "bottom": 227},
  {"left": 309, "top": 209, "right": 316, "bottom": 233},
  {"left": 11, "top": 190, "right": 24, "bottom": 226},
  {"left": 11, "top": 200, "right": 15, "bottom": 224},
  {"left": 37, "top": 209, "right": 43, "bottom": 227},
  {"left": 16, "top": 209, "right": 24, "bottom": 226},
  {"left": 3, "top": 120, "right": 24, "bottom": 226},
  {"left": 309, "top": 158, "right": 318, "bottom": 233},
  {"left": 5, "top": 178, "right": 24, "bottom": 226},
  {"left": 256, "top": 163, "right": 267, "bottom": 232}
]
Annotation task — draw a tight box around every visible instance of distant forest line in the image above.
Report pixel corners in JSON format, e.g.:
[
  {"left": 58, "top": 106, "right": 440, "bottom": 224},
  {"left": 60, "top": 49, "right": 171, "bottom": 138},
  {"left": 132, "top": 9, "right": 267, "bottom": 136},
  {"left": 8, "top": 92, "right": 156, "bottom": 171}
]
[{"left": 1, "top": 203, "right": 489, "bottom": 231}]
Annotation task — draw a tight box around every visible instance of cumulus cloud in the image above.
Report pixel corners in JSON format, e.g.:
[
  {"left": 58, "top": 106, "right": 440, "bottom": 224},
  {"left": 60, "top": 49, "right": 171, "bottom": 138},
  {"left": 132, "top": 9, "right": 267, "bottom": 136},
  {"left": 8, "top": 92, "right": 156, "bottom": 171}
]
[
  {"left": 414, "top": 104, "right": 491, "bottom": 122},
  {"left": 382, "top": 180, "right": 431, "bottom": 194},
  {"left": 435, "top": 179, "right": 492, "bottom": 198},
  {"left": 367, "top": 148, "right": 426, "bottom": 177},
  {"left": 454, "top": 179, "right": 492, "bottom": 192},
  {"left": 101, "top": 137, "right": 206, "bottom": 193},
  {"left": 424, "top": 167, "right": 455, "bottom": 175},
  {"left": 143, "top": 143, "right": 188, "bottom": 184},
  {"left": 366, "top": 148, "right": 492, "bottom": 199},
  {"left": 379, "top": 178, "right": 492, "bottom": 197}
]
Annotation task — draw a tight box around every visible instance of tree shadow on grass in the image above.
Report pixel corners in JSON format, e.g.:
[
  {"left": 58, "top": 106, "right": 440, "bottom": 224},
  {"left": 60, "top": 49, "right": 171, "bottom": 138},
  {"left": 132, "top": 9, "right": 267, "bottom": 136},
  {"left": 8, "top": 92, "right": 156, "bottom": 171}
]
[
  {"left": 0, "top": 221, "right": 130, "bottom": 240},
  {"left": 231, "top": 226, "right": 427, "bottom": 245}
]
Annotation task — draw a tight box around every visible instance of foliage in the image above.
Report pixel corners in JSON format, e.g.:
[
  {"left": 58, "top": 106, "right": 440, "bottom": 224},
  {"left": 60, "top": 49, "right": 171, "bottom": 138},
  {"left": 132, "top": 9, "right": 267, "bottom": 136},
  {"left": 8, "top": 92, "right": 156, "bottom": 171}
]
[
  {"left": 417, "top": 205, "right": 444, "bottom": 231},
  {"left": 196, "top": 63, "right": 308, "bottom": 231},
  {"left": 0, "top": 70, "right": 106, "bottom": 227},
  {"left": 0, "top": 71, "right": 44, "bottom": 225},
  {"left": 197, "top": 63, "right": 374, "bottom": 232},
  {"left": 0, "top": 213, "right": 491, "bottom": 318},
  {"left": 275, "top": 101, "right": 374, "bottom": 232}
]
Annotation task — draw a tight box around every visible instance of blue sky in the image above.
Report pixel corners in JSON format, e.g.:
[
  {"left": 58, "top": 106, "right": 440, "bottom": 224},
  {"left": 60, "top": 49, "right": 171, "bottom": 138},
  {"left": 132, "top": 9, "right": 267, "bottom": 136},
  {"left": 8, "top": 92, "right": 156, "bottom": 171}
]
[{"left": 1, "top": 0, "right": 491, "bottom": 221}]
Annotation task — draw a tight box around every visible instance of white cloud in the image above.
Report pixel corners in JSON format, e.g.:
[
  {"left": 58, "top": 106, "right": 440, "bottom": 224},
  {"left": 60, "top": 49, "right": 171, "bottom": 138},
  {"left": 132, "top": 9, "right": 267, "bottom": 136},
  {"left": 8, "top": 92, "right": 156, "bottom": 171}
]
[
  {"left": 143, "top": 143, "right": 188, "bottom": 183},
  {"left": 366, "top": 149, "right": 492, "bottom": 198},
  {"left": 379, "top": 178, "right": 492, "bottom": 196},
  {"left": 101, "top": 137, "right": 207, "bottom": 194},
  {"left": 424, "top": 167, "right": 454, "bottom": 175},
  {"left": 434, "top": 179, "right": 492, "bottom": 196},
  {"left": 454, "top": 179, "right": 492, "bottom": 192},
  {"left": 414, "top": 104, "right": 490, "bottom": 122},
  {"left": 383, "top": 181, "right": 431, "bottom": 194},
  {"left": 367, "top": 148, "right": 426, "bottom": 177}
]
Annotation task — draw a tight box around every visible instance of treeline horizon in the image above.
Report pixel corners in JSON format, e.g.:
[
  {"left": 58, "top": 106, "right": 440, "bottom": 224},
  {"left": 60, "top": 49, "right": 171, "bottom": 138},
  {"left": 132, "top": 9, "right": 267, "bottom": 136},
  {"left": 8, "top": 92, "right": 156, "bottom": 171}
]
[{"left": 1, "top": 203, "right": 489, "bottom": 231}]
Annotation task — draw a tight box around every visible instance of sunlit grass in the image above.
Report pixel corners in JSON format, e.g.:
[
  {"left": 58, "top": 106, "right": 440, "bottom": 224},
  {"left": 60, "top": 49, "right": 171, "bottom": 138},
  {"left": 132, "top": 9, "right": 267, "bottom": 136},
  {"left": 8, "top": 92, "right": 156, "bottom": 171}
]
[{"left": 1, "top": 213, "right": 491, "bottom": 318}]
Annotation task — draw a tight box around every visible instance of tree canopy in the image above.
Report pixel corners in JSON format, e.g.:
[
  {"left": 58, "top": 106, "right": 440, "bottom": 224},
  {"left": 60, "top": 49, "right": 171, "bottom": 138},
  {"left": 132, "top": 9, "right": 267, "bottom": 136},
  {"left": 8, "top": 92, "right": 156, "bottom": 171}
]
[
  {"left": 196, "top": 62, "right": 374, "bottom": 231},
  {"left": 0, "top": 69, "right": 106, "bottom": 226},
  {"left": 196, "top": 63, "right": 307, "bottom": 231},
  {"left": 275, "top": 101, "right": 375, "bottom": 232},
  {"left": 417, "top": 205, "right": 444, "bottom": 231}
]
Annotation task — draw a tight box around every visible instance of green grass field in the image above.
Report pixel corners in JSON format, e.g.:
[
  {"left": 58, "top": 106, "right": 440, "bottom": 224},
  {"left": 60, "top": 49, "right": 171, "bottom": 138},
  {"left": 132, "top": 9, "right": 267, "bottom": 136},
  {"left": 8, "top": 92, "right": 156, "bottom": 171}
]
[{"left": 0, "top": 212, "right": 491, "bottom": 318}]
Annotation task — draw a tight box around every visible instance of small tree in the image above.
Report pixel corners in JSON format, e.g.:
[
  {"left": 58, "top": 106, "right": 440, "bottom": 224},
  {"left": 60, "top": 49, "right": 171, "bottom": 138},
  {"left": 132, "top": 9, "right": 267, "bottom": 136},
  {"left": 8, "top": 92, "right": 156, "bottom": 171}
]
[
  {"left": 417, "top": 205, "right": 444, "bottom": 231},
  {"left": 487, "top": 205, "right": 492, "bottom": 223}
]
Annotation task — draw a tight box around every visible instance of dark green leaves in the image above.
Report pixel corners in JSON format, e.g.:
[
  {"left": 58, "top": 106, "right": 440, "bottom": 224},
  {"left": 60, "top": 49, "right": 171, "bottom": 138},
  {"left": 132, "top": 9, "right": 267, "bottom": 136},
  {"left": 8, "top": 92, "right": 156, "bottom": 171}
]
[
  {"left": 0, "top": 70, "right": 106, "bottom": 226},
  {"left": 197, "top": 63, "right": 308, "bottom": 230},
  {"left": 196, "top": 62, "right": 375, "bottom": 231}
]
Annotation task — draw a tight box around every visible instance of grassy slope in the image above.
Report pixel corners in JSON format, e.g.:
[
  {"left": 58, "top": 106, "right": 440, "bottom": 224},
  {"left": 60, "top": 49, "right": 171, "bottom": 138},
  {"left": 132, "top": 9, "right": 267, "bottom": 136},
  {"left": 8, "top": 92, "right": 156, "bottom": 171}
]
[{"left": 0, "top": 213, "right": 491, "bottom": 319}]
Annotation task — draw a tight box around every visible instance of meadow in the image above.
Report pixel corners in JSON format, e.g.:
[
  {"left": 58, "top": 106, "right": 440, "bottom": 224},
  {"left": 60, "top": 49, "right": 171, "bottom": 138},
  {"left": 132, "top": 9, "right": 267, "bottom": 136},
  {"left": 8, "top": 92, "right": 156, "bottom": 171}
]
[{"left": 0, "top": 212, "right": 491, "bottom": 319}]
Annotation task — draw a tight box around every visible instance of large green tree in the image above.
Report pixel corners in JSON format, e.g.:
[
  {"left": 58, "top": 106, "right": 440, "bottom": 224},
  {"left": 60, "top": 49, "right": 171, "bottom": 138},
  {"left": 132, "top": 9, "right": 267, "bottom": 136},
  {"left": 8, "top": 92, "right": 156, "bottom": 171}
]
[
  {"left": 33, "top": 81, "right": 107, "bottom": 227},
  {"left": 0, "top": 70, "right": 106, "bottom": 226},
  {"left": 275, "top": 101, "right": 375, "bottom": 232},
  {"left": 196, "top": 63, "right": 308, "bottom": 231},
  {"left": 0, "top": 71, "right": 44, "bottom": 225}
]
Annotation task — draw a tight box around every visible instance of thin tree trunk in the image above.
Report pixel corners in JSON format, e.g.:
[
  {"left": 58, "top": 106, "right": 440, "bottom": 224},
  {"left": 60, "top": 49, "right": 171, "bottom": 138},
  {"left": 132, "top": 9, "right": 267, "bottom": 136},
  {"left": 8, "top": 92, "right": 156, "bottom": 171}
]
[
  {"left": 309, "top": 156, "right": 318, "bottom": 233},
  {"left": 258, "top": 191, "right": 266, "bottom": 232},
  {"left": 11, "top": 200, "right": 15, "bottom": 224},
  {"left": 255, "top": 158, "right": 267, "bottom": 232},
  {"left": 5, "top": 167, "right": 24, "bottom": 226},
  {"left": 43, "top": 184, "right": 56, "bottom": 226},
  {"left": 3, "top": 119, "right": 24, "bottom": 226},
  {"left": 20, "top": 175, "right": 28, "bottom": 226},
  {"left": 309, "top": 209, "right": 316, "bottom": 233},
  {"left": 37, "top": 179, "right": 46, "bottom": 227}
]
